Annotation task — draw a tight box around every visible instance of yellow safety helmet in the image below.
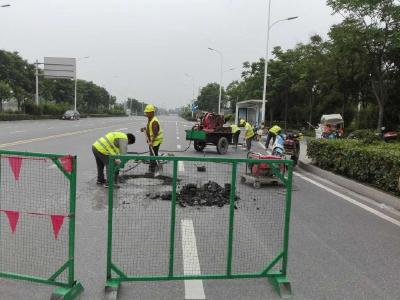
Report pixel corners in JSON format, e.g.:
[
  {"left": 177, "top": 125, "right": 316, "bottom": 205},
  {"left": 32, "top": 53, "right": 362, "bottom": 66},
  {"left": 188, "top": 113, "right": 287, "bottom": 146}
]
[
  {"left": 144, "top": 104, "right": 155, "bottom": 113},
  {"left": 239, "top": 119, "right": 246, "bottom": 126}
]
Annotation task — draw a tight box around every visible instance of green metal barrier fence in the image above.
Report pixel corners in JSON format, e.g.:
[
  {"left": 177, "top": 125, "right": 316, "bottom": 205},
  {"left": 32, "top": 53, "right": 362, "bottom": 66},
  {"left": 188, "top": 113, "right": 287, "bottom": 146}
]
[
  {"left": 106, "top": 155, "right": 293, "bottom": 298},
  {"left": 0, "top": 150, "right": 83, "bottom": 300}
]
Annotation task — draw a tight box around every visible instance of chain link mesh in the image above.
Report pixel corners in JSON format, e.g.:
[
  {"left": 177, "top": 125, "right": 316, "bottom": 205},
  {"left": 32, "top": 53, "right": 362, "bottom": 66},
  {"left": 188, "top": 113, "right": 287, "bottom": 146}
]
[
  {"left": 110, "top": 156, "right": 290, "bottom": 279},
  {"left": 0, "top": 154, "right": 71, "bottom": 283}
]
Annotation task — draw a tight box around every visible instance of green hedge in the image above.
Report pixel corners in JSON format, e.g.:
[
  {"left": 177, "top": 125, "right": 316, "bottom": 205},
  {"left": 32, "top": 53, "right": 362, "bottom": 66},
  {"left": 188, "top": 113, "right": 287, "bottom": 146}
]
[
  {"left": 307, "top": 139, "right": 400, "bottom": 196},
  {"left": 0, "top": 114, "right": 60, "bottom": 121},
  {"left": 0, "top": 113, "right": 127, "bottom": 121}
]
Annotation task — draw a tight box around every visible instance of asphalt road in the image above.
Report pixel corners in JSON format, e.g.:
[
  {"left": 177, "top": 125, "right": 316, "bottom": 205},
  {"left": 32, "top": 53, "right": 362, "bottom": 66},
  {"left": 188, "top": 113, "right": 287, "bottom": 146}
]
[{"left": 0, "top": 116, "right": 399, "bottom": 300}]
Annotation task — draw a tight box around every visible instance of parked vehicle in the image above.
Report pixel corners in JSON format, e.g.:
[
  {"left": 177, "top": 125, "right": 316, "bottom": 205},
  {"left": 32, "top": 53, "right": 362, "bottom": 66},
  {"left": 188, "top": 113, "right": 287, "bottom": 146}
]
[
  {"left": 381, "top": 127, "right": 399, "bottom": 142},
  {"left": 315, "top": 114, "right": 344, "bottom": 139},
  {"left": 62, "top": 110, "right": 80, "bottom": 120},
  {"left": 284, "top": 132, "right": 303, "bottom": 165}
]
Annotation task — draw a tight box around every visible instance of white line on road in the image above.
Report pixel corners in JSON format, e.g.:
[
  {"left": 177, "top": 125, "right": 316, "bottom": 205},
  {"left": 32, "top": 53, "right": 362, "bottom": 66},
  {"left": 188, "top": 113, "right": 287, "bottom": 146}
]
[
  {"left": 178, "top": 161, "right": 185, "bottom": 173},
  {"left": 181, "top": 219, "right": 206, "bottom": 300},
  {"left": 177, "top": 145, "right": 181, "bottom": 150},
  {"left": 47, "top": 127, "right": 54, "bottom": 130},
  {"left": 294, "top": 172, "right": 400, "bottom": 227},
  {"left": 116, "top": 128, "right": 128, "bottom": 131},
  {"left": 13, "top": 131, "right": 25, "bottom": 133},
  {"left": 177, "top": 136, "right": 180, "bottom": 140}
]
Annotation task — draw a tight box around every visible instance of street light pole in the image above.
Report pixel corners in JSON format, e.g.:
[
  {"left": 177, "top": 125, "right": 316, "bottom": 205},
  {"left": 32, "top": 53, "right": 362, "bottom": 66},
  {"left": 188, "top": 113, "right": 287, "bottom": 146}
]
[
  {"left": 208, "top": 47, "right": 223, "bottom": 115},
  {"left": 261, "top": 0, "right": 298, "bottom": 124},
  {"left": 35, "top": 60, "right": 39, "bottom": 105}
]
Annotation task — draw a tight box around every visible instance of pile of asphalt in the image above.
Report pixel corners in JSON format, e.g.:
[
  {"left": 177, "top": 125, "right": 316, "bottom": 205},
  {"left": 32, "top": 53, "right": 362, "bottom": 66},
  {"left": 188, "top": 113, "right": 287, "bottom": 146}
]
[{"left": 146, "top": 181, "right": 240, "bottom": 208}]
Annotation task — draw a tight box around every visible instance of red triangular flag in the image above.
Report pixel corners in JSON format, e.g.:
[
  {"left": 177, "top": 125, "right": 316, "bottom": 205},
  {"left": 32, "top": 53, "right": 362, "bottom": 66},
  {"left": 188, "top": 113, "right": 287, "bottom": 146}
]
[
  {"left": 59, "top": 156, "right": 73, "bottom": 173},
  {"left": 50, "top": 215, "right": 65, "bottom": 240},
  {"left": 8, "top": 157, "right": 23, "bottom": 180},
  {"left": 3, "top": 210, "right": 20, "bottom": 234}
]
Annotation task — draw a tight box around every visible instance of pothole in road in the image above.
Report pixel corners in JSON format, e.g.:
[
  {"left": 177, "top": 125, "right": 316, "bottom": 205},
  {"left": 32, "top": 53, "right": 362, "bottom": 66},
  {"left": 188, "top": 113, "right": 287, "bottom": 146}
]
[
  {"left": 126, "top": 178, "right": 164, "bottom": 186},
  {"left": 121, "top": 174, "right": 175, "bottom": 185}
]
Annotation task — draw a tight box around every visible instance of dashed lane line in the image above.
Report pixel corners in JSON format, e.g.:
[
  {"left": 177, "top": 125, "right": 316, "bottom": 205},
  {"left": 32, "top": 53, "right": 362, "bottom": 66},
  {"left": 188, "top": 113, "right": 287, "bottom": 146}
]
[
  {"left": 178, "top": 161, "right": 185, "bottom": 173},
  {"left": 181, "top": 219, "right": 206, "bottom": 300}
]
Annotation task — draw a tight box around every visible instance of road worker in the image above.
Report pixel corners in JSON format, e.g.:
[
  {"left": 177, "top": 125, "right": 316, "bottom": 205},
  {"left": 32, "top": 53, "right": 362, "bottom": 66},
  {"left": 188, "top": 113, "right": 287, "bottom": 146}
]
[
  {"left": 230, "top": 123, "right": 241, "bottom": 149},
  {"left": 265, "top": 125, "right": 282, "bottom": 149},
  {"left": 141, "top": 104, "right": 163, "bottom": 173},
  {"left": 239, "top": 119, "right": 255, "bottom": 151},
  {"left": 92, "top": 131, "right": 135, "bottom": 187}
]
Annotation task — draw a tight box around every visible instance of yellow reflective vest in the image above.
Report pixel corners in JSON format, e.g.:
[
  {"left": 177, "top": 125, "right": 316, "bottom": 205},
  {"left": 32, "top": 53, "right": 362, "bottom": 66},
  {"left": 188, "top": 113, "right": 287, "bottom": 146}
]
[
  {"left": 230, "top": 124, "right": 240, "bottom": 134},
  {"left": 147, "top": 116, "right": 164, "bottom": 147},
  {"left": 93, "top": 132, "right": 127, "bottom": 155},
  {"left": 244, "top": 122, "right": 254, "bottom": 139},
  {"left": 269, "top": 125, "right": 281, "bottom": 135}
]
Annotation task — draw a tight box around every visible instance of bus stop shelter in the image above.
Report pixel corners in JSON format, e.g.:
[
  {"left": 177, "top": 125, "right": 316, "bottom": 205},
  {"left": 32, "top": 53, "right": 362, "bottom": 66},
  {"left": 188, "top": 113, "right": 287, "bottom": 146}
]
[{"left": 235, "top": 99, "right": 263, "bottom": 126}]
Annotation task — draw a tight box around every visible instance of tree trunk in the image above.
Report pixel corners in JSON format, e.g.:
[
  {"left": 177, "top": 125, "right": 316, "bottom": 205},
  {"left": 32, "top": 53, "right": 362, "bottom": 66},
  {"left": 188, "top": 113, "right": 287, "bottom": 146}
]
[
  {"left": 371, "top": 80, "right": 386, "bottom": 132},
  {"left": 284, "top": 90, "right": 289, "bottom": 131},
  {"left": 308, "top": 93, "right": 313, "bottom": 129}
]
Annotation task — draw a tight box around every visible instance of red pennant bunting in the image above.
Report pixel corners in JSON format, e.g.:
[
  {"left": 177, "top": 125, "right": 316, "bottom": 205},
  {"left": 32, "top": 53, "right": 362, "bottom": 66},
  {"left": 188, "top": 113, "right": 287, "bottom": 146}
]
[
  {"left": 3, "top": 210, "right": 20, "bottom": 234},
  {"left": 50, "top": 215, "right": 65, "bottom": 240},
  {"left": 8, "top": 157, "right": 23, "bottom": 180},
  {"left": 59, "top": 156, "right": 73, "bottom": 173}
]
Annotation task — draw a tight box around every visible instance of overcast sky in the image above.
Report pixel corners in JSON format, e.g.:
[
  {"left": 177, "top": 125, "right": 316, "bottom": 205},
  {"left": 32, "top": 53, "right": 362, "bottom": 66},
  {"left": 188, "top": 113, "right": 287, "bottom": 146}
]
[{"left": 0, "top": 0, "right": 342, "bottom": 109}]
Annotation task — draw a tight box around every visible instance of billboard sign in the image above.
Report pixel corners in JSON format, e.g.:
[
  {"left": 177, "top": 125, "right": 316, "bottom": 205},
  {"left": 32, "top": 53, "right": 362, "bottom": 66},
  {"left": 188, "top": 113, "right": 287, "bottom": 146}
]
[{"left": 43, "top": 57, "right": 76, "bottom": 79}]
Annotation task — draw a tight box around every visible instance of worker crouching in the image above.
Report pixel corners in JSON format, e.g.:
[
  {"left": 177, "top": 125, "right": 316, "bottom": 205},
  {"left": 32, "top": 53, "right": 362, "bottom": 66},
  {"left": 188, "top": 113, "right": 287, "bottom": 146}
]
[{"left": 92, "top": 131, "right": 136, "bottom": 187}]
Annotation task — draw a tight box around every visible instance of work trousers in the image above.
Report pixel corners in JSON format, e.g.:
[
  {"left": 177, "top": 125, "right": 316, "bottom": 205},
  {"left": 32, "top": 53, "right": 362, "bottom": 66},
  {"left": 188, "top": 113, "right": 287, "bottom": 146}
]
[
  {"left": 92, "top": 146, "right": 119, "bottom": 183},
  {"left": 149, "top": 144, "right": 160, "bottom": 172},
  {"left": 233, "top": 130, "right": 241, "bottom": 146},
  {"left": 265, "top": 132, "right": 277, "bottom": 149}
]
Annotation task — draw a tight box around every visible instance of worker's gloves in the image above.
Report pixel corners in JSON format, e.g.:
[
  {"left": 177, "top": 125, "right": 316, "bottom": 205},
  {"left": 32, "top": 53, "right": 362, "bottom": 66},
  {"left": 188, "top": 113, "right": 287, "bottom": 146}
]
[{"left": 115, "top": 159, "right": 122, "bottom": 165}]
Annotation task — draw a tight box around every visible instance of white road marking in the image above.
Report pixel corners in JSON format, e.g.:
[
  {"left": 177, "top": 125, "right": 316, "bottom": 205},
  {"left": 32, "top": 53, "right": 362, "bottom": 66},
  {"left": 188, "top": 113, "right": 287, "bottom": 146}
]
[
  {"left": 116, "top": 128, "right": 128, "bottom": 131},
  {"left": 181, "top": 219, "right": 206, "bottom": 300},
  {"left": 0, "top": 121, "right": 140, "bottom": 149},
  {"left": 177, "top": 136, "right": 180, "bottom": 140},
  {"left": 47, "top": 127, "right": 54, "bottom": 130},
  {"left": 294, "top": 172, "right": 400, "bottom": 227},
  {"left": 13, "top": 131, "right": 25, "bottom": 133},
  {"left": 178, "top": 161, "right": 185, "bottom": 173},
  {"left": 177, "top": 145, "right": 181, "bottom": 150}
]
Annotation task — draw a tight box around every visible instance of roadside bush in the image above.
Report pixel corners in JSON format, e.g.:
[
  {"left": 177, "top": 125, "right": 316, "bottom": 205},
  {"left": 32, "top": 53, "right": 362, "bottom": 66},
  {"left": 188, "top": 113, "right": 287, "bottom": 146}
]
[
  {"left": 0, "top": 113, "right": 59, "bottom": 121},
  {"left": 347, "top": 129, "right": 380, "bottom": 144},
  {"left": 307, "top": 139, "right": 400, "bottom": 196}
]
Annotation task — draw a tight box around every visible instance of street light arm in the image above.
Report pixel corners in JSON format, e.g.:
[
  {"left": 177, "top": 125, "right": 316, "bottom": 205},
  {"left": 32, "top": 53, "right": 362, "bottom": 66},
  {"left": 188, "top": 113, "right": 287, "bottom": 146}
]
[{"left": 269, "top": 16, "right": 298, "bottom": 31}]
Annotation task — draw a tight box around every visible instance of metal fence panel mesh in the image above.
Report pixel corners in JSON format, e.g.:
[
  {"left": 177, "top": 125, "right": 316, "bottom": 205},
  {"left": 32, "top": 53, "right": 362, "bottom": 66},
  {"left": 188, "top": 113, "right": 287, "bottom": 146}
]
[
  {"left": 112, "top": 160, "right": 173, "bottom": 276},
  {"left": 0, "top": 153, "right": 71, "bottom": 283},
  {"left": 233, "top": 162, "right": 286, "bottom": 274},
  {"left": 109, "top": 155, "right": 291, "bottom": 281},
  {"left": 173, "top": 161, "right": 230, "bottom": 276}
]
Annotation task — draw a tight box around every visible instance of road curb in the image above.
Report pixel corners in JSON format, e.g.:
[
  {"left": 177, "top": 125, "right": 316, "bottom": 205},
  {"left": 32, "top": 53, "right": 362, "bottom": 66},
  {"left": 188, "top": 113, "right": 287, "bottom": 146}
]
[{"left": 298, "top": 160, "right": 400, "bottom": 211}]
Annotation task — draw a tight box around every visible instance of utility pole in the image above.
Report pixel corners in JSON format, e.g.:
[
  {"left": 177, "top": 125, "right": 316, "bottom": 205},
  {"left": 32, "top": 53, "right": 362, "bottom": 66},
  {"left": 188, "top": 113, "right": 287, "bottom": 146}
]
[{"left": 35, "top": 60, "right": 39, "bottom": 105}]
